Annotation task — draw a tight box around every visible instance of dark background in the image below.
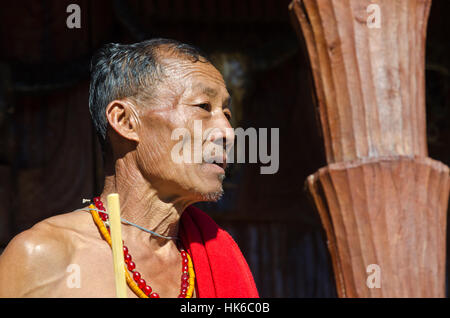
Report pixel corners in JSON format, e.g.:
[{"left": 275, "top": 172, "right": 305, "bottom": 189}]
[{"left": 0, "top": 0, "right": 448, "bottom": 297}]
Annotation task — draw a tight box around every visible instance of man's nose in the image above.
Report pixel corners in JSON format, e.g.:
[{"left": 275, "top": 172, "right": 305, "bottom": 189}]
[{"left": 206, "top": 112, "right": 235, "bottom": 150}]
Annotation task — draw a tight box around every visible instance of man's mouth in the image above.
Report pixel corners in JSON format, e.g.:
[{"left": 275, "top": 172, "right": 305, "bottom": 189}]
[
  {"left": 212, "top": 161, "right": 226, "bottom": 171},
  {"left": 203, "top": 155, "right": 227, "bottom": 171}
]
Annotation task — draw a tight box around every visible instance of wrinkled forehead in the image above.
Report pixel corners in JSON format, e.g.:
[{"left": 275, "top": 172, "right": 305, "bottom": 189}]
[{"left": 161, "top": 57, "right": 228, "bottom": 96}]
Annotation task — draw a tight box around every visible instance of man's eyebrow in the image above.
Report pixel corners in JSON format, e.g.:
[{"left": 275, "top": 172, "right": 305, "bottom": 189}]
[
  {"left": 193, "top": 83, "right": 218, "bottom": 98},
  {"left": 192, "top": 83, "right": 231, "bottom": 108}
]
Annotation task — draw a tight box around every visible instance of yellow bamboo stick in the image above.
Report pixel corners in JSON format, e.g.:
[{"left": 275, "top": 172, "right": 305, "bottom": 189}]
[{"left": 107, "top": 193, "right": 128, "bottom": 298}]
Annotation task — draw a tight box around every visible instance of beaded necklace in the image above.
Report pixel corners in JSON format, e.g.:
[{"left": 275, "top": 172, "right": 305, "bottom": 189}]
[{"left": 88, "top": 197, "right": 195, "bottom": 298}]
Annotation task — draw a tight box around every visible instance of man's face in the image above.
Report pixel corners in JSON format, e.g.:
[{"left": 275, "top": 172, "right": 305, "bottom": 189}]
[{"left": 134, "top": 57, "right": 234, "bottom": 202}]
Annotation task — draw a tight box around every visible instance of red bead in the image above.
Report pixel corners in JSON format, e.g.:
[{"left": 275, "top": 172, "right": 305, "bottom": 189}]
[
  {"left": 181, "top": 273, "right": 189, "bottom": 281},
  {"left": 143, "top": 285, "right": 152, "bottom": 296},
  {"left": 178, "top": 294, "right": 185, "bottom": 298},
  {"left": 133, "top": 271, "right": 141, "bottom": 282},
  {"left": 127, "top": 261, "right": 135, "bottom": 271},
  {"left": 100, "top": 212, "right": 108, "bottom": 221},
  {"left": 123, "top": 246, "right": 128, "bottom": 255},
  {"left": 150, "top": 293, "right": 160, "bottom": 298},
  {"left": 125, "top": 253, "right": 132, "bottom": 264},
  {"left": 180, "top": 288, "right": 187, "bottom": 295},
  {"left": 181, "top": 281, "right": 189, "bottom": 289},
  {"left": 182, "top": 258, "right": 188, "bottom": 265},
  {"left": 93, "top": 197, "right": 100, "bottom": 203},
  {"left": 182, "top": 265, "right": 188, "bottom": 272},
  {"left": 181, "top": 251, "right": 187, "bottom": 258},
  {"left": 138, "top": 278, "right": 146, "bottom": 289}
]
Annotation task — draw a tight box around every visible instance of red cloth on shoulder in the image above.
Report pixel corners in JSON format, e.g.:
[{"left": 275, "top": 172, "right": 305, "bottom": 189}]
[{"left": 179, "top": 205, "right": 259, "bottom": 298}]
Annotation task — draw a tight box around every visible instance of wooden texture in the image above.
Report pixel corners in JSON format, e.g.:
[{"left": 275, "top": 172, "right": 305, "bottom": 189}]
[
  {"left": 290, "top": 0, "right": 431, "bottom": 164},
  {"left": 290, "top": 0, "right": 450, "bottom": 297},
  {"left": 307, "top": 156, "right": 449, "bottom": 297}
]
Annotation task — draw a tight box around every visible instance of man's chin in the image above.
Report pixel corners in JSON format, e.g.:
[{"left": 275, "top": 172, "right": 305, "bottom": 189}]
[
  {"left": 199, "top": 189, "right": 224, "bottom": 202},
  {"left": 187, "top": 172, "right": 225, "bottom": 202},
  {"left": 194, "top": 180, "right": 224, "bottom": 202}
]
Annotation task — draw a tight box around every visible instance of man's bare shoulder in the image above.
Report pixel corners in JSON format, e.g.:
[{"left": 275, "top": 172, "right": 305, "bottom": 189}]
[
  {"left": 1, "top": 209, "right": 95, "bottom": 259},
  {"left": 0, "top": 208, "right": 98, "bottom": 297}
]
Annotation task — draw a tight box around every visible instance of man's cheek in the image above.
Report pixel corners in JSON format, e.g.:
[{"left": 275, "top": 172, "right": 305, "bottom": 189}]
[{"left": 137, "top": 137, "right": 172, "bottom": 175}]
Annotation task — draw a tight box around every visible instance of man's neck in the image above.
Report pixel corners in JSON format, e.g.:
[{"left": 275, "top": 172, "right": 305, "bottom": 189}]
[{"left": 99, "top": 158, "right": 194, "bottom": 250}]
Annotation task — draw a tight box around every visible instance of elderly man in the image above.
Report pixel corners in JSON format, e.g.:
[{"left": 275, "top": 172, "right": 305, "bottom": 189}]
[{"left": 0, "top": 39, "right": 258, "bottom": 298}]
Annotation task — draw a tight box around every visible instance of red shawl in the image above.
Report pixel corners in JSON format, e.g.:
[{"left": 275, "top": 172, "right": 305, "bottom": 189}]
[{"left": 179, "top": 205, "right": 259, "bottom": 298}]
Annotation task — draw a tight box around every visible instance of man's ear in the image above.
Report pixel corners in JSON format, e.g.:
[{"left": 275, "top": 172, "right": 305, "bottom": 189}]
[{"left": 105, "top": 99, "right": 140, "bottom": 143}]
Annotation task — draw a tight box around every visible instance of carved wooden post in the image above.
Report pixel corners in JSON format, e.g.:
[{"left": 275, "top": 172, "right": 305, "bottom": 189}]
[{"left": 289, "top": 0, "right": 449, "bottom": 297}]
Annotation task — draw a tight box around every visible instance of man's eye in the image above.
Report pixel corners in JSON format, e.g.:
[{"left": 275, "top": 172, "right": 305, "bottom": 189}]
[
  {"left": 196, "top": 103, "right": 211, "bottom": 111},
  {"left": 224, "top": 111, "right": 232, "bottom": 120}
]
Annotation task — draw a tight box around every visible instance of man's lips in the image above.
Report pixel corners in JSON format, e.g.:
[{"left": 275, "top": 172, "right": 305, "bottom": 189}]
[{"left": 203, "top": 156, "right": 227, "bottom": 171}]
